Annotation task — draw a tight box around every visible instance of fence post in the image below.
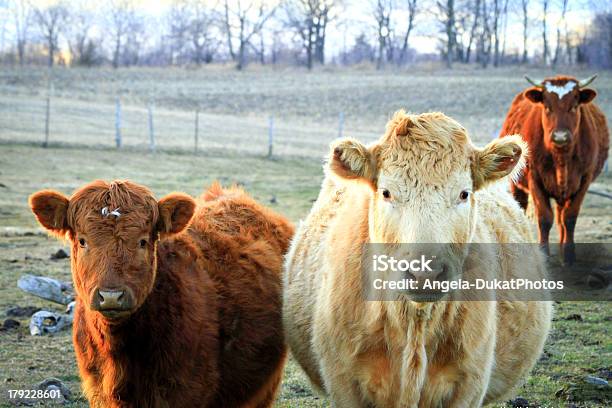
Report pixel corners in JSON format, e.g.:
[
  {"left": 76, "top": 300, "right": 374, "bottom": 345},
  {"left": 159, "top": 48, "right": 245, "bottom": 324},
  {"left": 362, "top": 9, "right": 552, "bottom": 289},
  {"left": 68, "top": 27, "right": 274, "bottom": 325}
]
[
  {"left": 148, "top": 103, "right": 155, "bottom": 152},
  {"left": 43, "top": 86, "right": 52, "bottom": 148},
  {"left": 605, "top": 159, "right": 609, "bottom": 174},
  {"left": 194, "top": 109, "right": 199, "bottom": 153},
  {"left": 115, "top": 97, "right": 122, "bottom": 148},
  {"left": 338, "top": 111, "right": 344, "bottom": 139},
  {"left": 267, "top": 116, "right": 274, "bottom": 158}
]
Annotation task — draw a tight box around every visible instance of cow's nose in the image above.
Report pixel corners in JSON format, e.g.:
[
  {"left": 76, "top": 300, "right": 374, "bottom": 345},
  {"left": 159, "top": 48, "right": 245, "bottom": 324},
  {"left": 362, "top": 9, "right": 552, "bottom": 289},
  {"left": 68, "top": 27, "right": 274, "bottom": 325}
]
[
  {"left": 552, "top": 130, "right": 571, "bottom": 145},
  {"left": 95, "top": 289, "right": 128, "bottom": 310},
  {"left": 406, "top": 263, "right": 449, "bottom": 283}
]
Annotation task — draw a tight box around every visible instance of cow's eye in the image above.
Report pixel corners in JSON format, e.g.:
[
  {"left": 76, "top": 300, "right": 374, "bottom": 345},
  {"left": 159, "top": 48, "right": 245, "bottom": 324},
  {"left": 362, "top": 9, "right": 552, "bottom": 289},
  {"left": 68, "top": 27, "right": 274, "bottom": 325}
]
[
  {"left": 78, "top": 238, "right": 87, "bottom": 248},
  {"left": 459, "top": 190, "right": 470, "bottom": 201},
  {"left": 382, "top": 189, "right": 391, "bottom": 199},
  {"left": 139, "top": 239, "right": 148, "bottom": 248}
]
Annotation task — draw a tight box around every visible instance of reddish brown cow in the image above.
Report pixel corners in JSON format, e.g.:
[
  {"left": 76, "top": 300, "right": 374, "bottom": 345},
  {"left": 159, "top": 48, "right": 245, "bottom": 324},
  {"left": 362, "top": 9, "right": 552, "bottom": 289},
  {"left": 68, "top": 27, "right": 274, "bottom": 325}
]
[
  {"left": 500, "top": 75, "right": 609, "bottom": 263},
  {"left": 29, "top": 180, "right": 294, "bottom": 408}
]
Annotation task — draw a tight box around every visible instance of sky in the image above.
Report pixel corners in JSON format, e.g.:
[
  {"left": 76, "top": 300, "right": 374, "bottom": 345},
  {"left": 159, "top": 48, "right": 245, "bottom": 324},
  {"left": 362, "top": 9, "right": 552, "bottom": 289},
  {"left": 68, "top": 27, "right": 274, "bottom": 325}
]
[
  {"left": 0, "top": 0, "right": 606, "bottom": 60},
  {"left": 133, "top": 0, "right": 599, "bottom": 55}
]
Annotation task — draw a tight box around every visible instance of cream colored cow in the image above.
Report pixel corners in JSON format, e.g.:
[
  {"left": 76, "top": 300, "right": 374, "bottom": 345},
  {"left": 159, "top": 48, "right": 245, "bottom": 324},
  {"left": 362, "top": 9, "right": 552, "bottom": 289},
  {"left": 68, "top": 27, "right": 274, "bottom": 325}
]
[{"left": 283, "top": 111, "right": 552, "bottom": 408}]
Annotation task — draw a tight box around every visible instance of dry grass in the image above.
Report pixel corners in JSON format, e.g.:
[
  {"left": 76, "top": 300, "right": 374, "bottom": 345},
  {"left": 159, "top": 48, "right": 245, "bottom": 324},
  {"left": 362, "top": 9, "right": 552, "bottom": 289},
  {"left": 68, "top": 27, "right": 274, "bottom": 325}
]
[{"left": 1, "top": 65, "right": 610, "bottom": 157}]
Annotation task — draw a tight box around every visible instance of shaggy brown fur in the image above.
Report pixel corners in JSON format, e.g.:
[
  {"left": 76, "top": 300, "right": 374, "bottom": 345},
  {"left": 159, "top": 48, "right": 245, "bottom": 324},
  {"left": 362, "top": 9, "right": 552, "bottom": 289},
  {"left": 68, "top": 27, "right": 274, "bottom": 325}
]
[
  {"left": 30, "top": 180, "right": 293, "bottom": 408},
  {"left": 500, "top": 75, "right": 609, "bottom": 263}
]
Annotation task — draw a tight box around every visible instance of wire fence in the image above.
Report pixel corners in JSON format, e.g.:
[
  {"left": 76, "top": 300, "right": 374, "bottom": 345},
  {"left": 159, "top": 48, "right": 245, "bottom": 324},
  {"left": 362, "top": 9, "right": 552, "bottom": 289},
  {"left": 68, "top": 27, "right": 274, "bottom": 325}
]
[
  {"left": 0, "top": 92, "right": 379, "bottom": 159},
  {"left": 0, "top": 90, "right": 609, "bottom": 174}
]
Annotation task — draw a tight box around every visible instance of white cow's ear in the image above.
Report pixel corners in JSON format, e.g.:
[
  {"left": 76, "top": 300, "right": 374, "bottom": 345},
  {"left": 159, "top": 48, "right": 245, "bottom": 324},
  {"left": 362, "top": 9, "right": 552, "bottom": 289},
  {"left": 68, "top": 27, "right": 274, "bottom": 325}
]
[
  {"left": 472, "top": 135, "right": 528, "bottom": 190},
  {"left": 328, "top": 138, "right": 377, "bottom": 186}
]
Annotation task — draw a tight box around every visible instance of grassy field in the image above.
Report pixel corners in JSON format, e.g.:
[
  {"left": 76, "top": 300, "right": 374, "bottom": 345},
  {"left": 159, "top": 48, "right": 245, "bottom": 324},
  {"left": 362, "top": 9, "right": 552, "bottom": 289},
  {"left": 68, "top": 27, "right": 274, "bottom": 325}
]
[
  {"left": 1, "top": 65, "right": 611, "bottom": 157},
  {"left": 0, "top": 66, "right": 611, "bottom": 407}
]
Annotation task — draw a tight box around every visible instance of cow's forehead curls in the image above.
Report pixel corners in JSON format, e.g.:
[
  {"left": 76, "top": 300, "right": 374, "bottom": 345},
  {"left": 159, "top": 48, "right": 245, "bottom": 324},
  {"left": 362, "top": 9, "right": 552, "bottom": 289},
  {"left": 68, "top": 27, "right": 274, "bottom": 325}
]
[
  {"left": 376, "top": 111, "right": 472, "bottom": 185},
  {"left": 67, "top": 180, "right": 159, "bottom": 229}
]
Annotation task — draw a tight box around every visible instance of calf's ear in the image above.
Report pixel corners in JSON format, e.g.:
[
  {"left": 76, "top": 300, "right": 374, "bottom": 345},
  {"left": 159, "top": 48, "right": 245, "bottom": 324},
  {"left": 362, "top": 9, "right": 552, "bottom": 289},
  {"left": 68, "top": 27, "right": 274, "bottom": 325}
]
[
  {"left": 472, "top": 135, "right": 528, "bottom": 191},
  {"left": 524, "top": 87, "right": 543, "bottom": 103},
  {"left": 328, "top": 138, "right": 377, "bottom": 186},
  {"left": 29, "top": 190, "right": 70, "bottom": 237},
  {"left": 579, "top": 88, "right": 596, "bottom": 104},
  {"left": 157, "top": 193, "right": 196, "bottom": 236}
]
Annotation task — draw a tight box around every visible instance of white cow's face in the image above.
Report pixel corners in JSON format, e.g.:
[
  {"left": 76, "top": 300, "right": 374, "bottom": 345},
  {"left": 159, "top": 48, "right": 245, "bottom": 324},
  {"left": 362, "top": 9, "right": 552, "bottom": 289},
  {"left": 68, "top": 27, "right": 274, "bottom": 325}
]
[
  {"left": 328, "top": 111, "right": 526, "bottom": 291},
  {"left": 371, "top": 167, "right": 475, "bottom": 246}
]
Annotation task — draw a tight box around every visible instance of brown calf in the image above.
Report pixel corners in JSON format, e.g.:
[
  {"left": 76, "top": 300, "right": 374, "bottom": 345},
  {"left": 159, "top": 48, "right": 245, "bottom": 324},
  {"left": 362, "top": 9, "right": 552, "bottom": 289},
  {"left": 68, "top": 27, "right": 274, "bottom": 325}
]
[
  {"left": 500, "top": 75, "right": 609, "bottom": 263},
  {"left": 30, "top": 180, "right": 293, "bottom": 408}
]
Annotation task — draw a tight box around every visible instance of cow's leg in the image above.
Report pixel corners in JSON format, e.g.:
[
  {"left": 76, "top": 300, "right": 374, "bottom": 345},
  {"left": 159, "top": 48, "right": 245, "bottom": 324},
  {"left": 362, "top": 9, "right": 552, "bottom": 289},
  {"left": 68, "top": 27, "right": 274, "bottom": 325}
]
[
  {"left": 530, "top": 181, "right": 553, "bottom": 255},
  {"left": 560, "top": 178, "right": 590, "bottom": 265},
  {"left": 324, "top": 370, "right": 366, "bottom": 408},
  {"left": 511, "top": 183, "right": 529, "bottom": 211},
  {"left": 555, "top": 202, "right": 566, "bottom": 244}
]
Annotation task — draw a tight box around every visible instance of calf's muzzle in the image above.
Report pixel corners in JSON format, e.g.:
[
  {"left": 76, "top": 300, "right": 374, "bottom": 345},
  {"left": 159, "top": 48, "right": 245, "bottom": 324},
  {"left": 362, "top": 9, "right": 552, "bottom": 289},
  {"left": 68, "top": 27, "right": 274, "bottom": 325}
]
[
  {"left": 92, "top": 287, "right": 134, "bottom": 312},
  {"left": 551, "top": 129, "right": 571, "bottom": 146}
]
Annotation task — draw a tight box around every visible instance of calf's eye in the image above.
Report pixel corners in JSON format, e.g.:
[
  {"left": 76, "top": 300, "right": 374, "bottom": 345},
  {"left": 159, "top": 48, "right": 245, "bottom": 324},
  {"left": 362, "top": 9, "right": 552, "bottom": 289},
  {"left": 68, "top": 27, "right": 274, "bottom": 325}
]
[
  {"left": 382, "top": 189, "right": 391, "bottom": 199},
  {"left": 78, "top": 238, "right": 87, "bottom": 248},
  {"left": 459, "top": 190, "right": 470, "bottom": 201},
  {"left": 139, "top": 239, "right": 148, "bottom": 248}
]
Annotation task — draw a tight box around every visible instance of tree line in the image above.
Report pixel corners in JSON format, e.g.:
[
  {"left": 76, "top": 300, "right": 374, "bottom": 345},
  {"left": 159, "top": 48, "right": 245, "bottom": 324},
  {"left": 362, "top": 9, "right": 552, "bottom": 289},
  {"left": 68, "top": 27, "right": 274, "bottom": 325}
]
[{"left": 0, "top": 0, "right": 610, "bottom": 70}]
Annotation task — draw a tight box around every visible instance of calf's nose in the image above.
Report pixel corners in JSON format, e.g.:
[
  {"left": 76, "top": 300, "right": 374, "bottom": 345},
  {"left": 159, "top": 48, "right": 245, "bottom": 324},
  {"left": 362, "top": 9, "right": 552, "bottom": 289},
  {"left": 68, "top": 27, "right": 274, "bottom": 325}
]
[
  {"left": 552, "top": 130, "right": 571, "bottom": 146},
  {"left": 95, "top": 289, "right": 128, "bottom": 310}
]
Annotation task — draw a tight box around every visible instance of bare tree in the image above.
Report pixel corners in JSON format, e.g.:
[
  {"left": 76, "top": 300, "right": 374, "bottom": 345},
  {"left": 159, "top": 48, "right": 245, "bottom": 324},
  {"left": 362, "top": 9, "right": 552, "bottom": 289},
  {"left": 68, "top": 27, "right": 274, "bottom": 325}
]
[
  {"left": 438, "top": 0, "right": 456, "bottom": 68},
  {"left": 552, "top": 0, "right": 568, "bottom": 66},
  {"left": 65, "top": 3, "right": 99, "bottom": 66},
  {"left": 284, "top": 0, "right": 336, "bottom": 69},
  {"left": 372, "top": 0, "right": 392, "bottom": 69},
  {"left": 521, "top": 0, "right": 529, "bottom": 63},
  {"left": 9, "top": 0, "right": 31, "bottom": 65},
  {"left": 398, "top": 0, "right": 418, "bottom": 64},
  {"left": 223, "top": 0, "right": 236, "bottom": 60},
  {"left": 0, "top": 2, "right": 9, "bottom": 55},
  {"left": 189, "top": 2, "right": 219, "bottom": 65},
  {"left": 313, "top": 1, "right": 332, "bottom": 64},
  {"left": 122, "top": 14, "right": 146, "bottom": 66},
  {"left": 491, "top": 0, "right": 500, "bottom": 66},
  {"left": 464, "top": 0, "right": 481, "bottom": 63},
  {"left": 499, "top": 0, "right": 508, "bottom": 62},
  {"left": 106, "top": 0, "right": 141, "bottom": 68},
  {"left": 168, "top": 0, "right": 192, "bottom": 64},
  {"left": 477, "top": 0, "right": 492, "bottom": 67},
  {"left": 33, "top": 2, "right": 69, "bottom": 67},
  {"left": 541, "top": 0, "right": 549, "bottom": 64},
  {"left": 224, "top": 0, "right": 277, "bottom": 70}
]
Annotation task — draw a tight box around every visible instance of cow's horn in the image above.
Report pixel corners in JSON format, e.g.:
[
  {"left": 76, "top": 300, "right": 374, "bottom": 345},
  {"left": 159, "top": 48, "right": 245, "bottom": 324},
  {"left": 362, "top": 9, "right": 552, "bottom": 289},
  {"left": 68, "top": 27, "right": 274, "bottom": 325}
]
[
  {"left": 579, "top": 74, "right": 597, "bottom": 88},
  {"left": 524, "top": 75, "right": 544, "bottom": 88}
]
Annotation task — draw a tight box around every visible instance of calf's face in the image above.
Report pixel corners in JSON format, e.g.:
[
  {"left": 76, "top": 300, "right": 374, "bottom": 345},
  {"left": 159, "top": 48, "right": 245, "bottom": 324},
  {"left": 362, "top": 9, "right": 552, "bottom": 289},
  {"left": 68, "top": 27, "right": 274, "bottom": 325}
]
[
  {"left": 329, "top": 112, "right": 526, "bottom": 294},
  {"left": 524, "top": 77, "right": 597, "bottom": 150},
  {"left": 30, "top": 181, "right": 195, "bottom": 321}
]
